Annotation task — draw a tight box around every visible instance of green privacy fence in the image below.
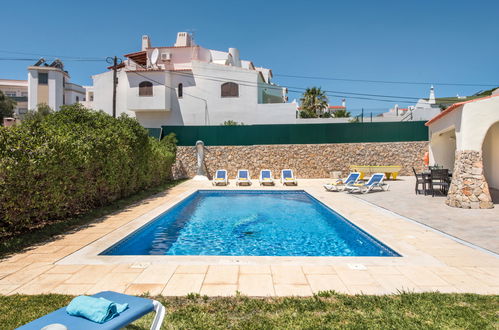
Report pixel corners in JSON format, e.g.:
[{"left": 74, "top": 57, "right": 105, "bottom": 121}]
[
  {"left": 154, "top": 121, "right": 428, "bottom": 146},
  {"left": 146, "top": 127, "right": 162, "bottom": 140}
]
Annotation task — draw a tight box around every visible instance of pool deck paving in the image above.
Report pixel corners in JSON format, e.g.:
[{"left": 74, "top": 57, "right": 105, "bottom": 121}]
[{"left": 0, "top": 178, "right": 498, "bottom": 297}]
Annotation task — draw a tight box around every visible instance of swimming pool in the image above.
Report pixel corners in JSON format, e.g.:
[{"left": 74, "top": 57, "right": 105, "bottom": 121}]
[{"left": 101, "top": 190, "right": 399, "bottom": 257}]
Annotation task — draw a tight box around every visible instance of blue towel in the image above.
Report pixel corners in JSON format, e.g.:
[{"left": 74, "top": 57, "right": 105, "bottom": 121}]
[{"left": 66, "top": 296, "right": 129, "bottom": 324}]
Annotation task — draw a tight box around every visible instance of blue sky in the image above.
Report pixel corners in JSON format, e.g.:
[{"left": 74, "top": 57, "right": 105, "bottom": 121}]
[{"left": 1, "top": 0, "right": 498, "bottom": 116}]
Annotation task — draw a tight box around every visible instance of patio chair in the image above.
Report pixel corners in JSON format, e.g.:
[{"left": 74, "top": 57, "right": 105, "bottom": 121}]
[
  {"left": 280, "top": 169, "right": 297, "bottom": 185},
  {"left": 17, "top": 291, "right": 165, "bottom": 330},
  {"left": 346, "top": 173, "right": 389, "bottom": 194},
  {"left": 412, "top": 167, "right": 427, "bottom": 195},
  {"left": 212, "top": 169, "right": 228, "bottom": 186},
  {"left": 236, "top": 169, "right": 251, "bottom": 186},
  {"left": 324, "top": 172, "right": 360, "bottom": 192},
  {"left": 430, "top": 169, "right": 450, "bottom": 197},
  {"left": 259, "top": 169, "right": 275, "bottom": 186}
]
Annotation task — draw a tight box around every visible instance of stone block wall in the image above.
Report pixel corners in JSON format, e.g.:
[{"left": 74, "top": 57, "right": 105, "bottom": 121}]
[
  {"left": 172, "top": 141, "right": 429, "bottom": 179},
  {"left": 446, "top": 150, "right": 494, "bottom": 209}
]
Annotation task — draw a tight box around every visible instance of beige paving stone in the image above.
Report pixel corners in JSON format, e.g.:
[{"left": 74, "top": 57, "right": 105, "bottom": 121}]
[
  {"left": 274, "top": 284, "right": 313, "bottom": 297},
  {"left": 0, "top": 284, "right": 19, "bottom": 295},
  {"left": 175, "top": 265, "right": 208, "bottom": 274},
  {"left": 200, "top": 284, "right": 238, "bottom": 296},
  {"left": 348, "top": 285, "right": 390, "bottom": 295},
  {"left": 367, "top": 266, "right": 402, "bottom": 275},
  {"left": 45, "top": 265, "right": 85, "bottom": 274},
  {"left": 306, "top": 274, "right": 349, "bottom": 294},
  {"left": 125, "top": 283, "right": 165, "bottom": 296},
  {"left": 0, "top": 263, "right": 53, "bottom": 285},
  {"left": 204, "top": 266, "right": 239, "bottom": 284},
  {"left": 111, "top": 264, "right": 147, "bottom": 273},
  {"left": 87, "top": 272, "right": 139, "bottom": 294},
  {"left": 64, "top": 265, "right": 117, "bottom": 284},
  {"left": 370, "top": 274, "right": 419, "bottom": 293},
  {"left": 396, "top": 266, "right": 450, "bottom": 287},
  {"left": 51, "top": 284, "right": 94, "bottom": 295},
  {"left": 0, "top": 263, "right": 25, "bottom": 276},
  {"left": 417, "top": 286, "right": 460, "bottom": 293},
  {"left": 28, "top": 245, "right": 65, "bottom": 254},
  {"left": 335, "top": 270, "right": 379, "bottom": 286},
  {"left": 271, "top": 266, "right": 307, "bottom": 285},
  {"left": 460, "top": 268, "right": 499, "bottom": 287},
  {"left": 238, "top": 274, "right": 275, "bottom": 296},
  {"left": 14, "top": 274, "right": 72, "bottom": 294},
  {"left": 239, "top": 265, "right": 271, "bottom": 274},
  {"left": 162, "top": 274, "right": 205, "bottom": 296},
  {"left": 302, "top": 265, "right": 336, "bottom": 275},
  {"left": 133, "top": 265, "right": 177, "bottom": 284}
]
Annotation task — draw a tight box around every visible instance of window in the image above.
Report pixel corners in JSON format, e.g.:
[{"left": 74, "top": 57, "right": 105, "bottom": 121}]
[
  {"left": 76, "top": 96, "right": 79, "bottom": 102},
  {"left": 139, "top": 81, "right": 153, "bottom": 96},
  {"left": 178, "top": 83, "right": 183, "bottom": 98},
  {"left": 221, "top": 82, "right": 239, "bottom": 97},
  {"left": 89, "top": 92, "right": 94, "bottom": 101},
  {"left": 5, "top": 92, "right": 16, "bottom": 97},
  {"left": 38, "top": 72, "right": 48, "bottom": 85}
]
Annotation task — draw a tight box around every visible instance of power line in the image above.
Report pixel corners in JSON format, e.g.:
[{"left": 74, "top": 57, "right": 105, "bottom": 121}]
[{"left": 274, "top": 74, "right": 498, "bottom": 87}]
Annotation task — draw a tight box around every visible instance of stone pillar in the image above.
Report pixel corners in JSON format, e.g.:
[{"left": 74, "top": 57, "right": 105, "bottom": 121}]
[{"left": 446, "top": 150, "right": 494, "bottom": 209}]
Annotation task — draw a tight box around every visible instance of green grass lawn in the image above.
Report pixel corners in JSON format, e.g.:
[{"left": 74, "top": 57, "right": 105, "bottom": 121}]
[
  {"left": 1, "top": 292, "right": 498, "bottom": 329},
  {"left": 0, "top": 179, "right": 186, "bottom": 259}
]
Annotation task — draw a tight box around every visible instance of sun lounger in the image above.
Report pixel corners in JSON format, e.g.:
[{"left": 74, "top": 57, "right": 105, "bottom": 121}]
[
  {"left": 259, "top": 169, "right": 274, "bottom": 186},
  {"left": 280, "top": 169, "right": 297, "bottom": 185},
  {"left": 17, "top": 291, "right": 165, "bottom": 330},
  {"left": 212, "top": 169, "right": 228, "bottom": 186},
  {"left": 236, "top": 169, "right": 251, "bottom": 186},
  {"left": 324, "top": 172, "right": 360, "bottom": 192},
  {"left": 345, "top": 173, "right": 389, "bottom": 194}
]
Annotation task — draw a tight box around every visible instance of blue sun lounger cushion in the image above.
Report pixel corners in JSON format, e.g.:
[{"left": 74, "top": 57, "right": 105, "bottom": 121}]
[{"left": 17, "top": 291, "right": 166, "bottom": 330}]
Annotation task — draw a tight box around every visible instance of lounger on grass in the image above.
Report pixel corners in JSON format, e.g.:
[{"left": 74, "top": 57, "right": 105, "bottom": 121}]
[
  {"left": 259, "top": 169, "right": 275, "bottom": 186},
  {"left": 18, "top": 291, "right": 165, "bottom": 330},
  {"left": 212, "top": 169, "right": 228, "bottom": 186},
  {"left": 324, "top": 172, "right": 360, "bottom": 192},
  {"left": 281, "top": 169, "right": 297, "bottom": 185},
  {"left": 345, "top": 173, "right": 389, "bottom": 194},
  {"left": 236, "top": 169, "right": 251, "bottom": 186}
]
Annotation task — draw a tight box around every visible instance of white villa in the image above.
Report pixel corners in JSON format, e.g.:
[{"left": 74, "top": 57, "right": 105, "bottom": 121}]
[
  {"left": 426, "top": 93, "right": 499, "bottom": 209},
  {"left": 85, "top": 32, "right": 297, "bottom": 127},
  {"left": 27, "top": 59, "right": 86, "bottom": 111}
]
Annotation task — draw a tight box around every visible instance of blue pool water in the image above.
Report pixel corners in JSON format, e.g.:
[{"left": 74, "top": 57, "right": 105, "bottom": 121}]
[{"left": 101, "top": 190, "right": 399, "bottom": 257}]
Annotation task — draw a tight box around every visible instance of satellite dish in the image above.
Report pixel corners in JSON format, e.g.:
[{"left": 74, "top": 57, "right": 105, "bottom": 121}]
[{"left": 151, "top": 48, "right": 159, "bottom": 66}]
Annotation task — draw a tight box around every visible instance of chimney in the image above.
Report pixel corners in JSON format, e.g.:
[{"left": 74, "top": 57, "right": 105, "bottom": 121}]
[
  {"left": 142, "top": 35, "right": 151, "bottom": 51},
  {"left": 175, "top": 32, "right": 192, "bottom": 47},
  {"left": 341, "top": 98, "right": 346, "bottom": 107},
  {"left": 228, "top": 48, "right": 241, "bottom": 67}
]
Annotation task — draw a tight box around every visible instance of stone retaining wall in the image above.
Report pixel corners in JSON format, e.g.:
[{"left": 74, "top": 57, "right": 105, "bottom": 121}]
[
  {"left": 172, "top": 141, "right": 429, "bottom": 179},
  {"left": 446, "top": 150, "right": 494, "bottom": 209}
]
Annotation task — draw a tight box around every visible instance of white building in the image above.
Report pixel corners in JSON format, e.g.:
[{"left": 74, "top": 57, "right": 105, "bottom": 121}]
[
  {"left": 0, "top": 79, "right": 28, "bottom": 116},
  {"left": 85, "top": 32, "right": 297, "bottom": 127},
  {"left": 426, "top": 94, "right": 499, "bottom": 209},
  {"left": 382, "top": 86, "right": 442, "bottom": 121},
  {"left": 27, "top": 59, "right": 86, "bottom": 111}
]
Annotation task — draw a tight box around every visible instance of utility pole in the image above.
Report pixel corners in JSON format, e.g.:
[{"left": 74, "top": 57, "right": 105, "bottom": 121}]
[
  {"left": 106, "top": 56, "right": 122, "bottom": 118},
  {"left": 361, "top": 108, "right": 364, "bottom": 123}
]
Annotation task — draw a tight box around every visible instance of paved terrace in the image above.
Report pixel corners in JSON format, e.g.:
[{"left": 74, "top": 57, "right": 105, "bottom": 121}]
[
  {"left": 354, "top": 177, "right": 499, "bottom": 254},
  {"left": 0, "top": 179, "right": 498, "bottom": 297}
]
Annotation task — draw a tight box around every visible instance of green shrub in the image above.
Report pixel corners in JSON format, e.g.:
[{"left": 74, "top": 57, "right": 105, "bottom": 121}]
[{"left": 0, "top": 104, "right": 176, "bottom": 237}]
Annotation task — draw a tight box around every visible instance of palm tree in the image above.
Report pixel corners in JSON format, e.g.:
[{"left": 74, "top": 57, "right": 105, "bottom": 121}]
[
  {"left": 299, "top": 87, "right": 328, "bottom": 118},
  {"left": 332, "top": 109, "right": 351, "bottom": 118}
]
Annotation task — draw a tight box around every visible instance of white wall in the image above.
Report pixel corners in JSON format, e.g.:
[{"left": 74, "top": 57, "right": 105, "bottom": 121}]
[
  {"left": 429, "top": 128, "right": 457, "bottom": 170},
  {"left": 27, "top": 70, "right": 37, "bottom": 110},
  {"left": 460, "top": 96, "right": 499, "bottom": 150},
  {"left": 483, "top": 122, "right": 499, "bottom": 190}
]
